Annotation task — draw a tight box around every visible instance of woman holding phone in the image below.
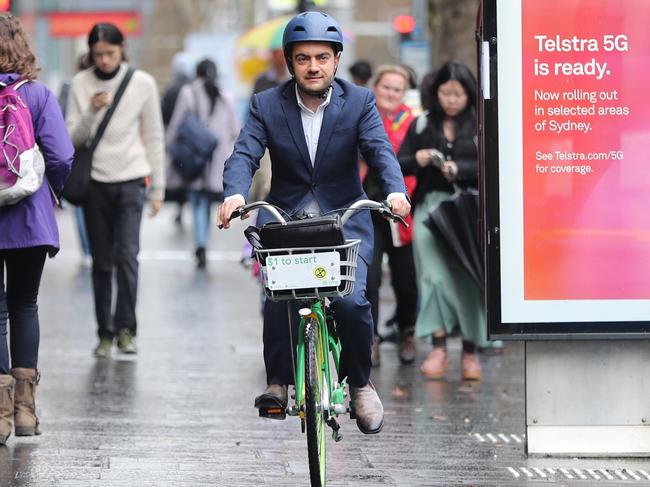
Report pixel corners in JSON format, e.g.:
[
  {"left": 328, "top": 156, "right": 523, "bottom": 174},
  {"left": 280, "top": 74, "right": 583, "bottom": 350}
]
[
  {"left": 397, "top": 60, "right": 487, "bottom": 381},
  {"left": 65, "top": 23, "right": 165, "bottom": 358}
]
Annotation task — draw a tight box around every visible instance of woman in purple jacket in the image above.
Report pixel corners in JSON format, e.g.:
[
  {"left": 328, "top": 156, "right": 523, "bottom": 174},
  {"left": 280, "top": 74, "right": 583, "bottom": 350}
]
[{"left": 0, "top": 14, "right": 73, "bottom": 444}]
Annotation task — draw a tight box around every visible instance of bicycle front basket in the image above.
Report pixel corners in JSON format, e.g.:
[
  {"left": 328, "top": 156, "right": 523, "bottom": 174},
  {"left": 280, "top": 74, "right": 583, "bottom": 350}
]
[{"left": 254, "top": 239, "right": 361, "bottom": 301}]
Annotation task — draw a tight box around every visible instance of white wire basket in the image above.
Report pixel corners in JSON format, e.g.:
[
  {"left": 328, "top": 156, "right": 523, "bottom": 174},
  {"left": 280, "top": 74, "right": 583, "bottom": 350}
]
[{"left": 254, "top": 239, "right": 361, "bottom": 301}]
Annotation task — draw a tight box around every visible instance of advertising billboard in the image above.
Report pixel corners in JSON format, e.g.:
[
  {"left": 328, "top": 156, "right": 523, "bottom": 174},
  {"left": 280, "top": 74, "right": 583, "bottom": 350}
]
[
  {"left": 48, "top": 12, "right": 142, "bottom": 38},
  {"left": 480, "top": 0, "right": 650, "bottom": 337}
]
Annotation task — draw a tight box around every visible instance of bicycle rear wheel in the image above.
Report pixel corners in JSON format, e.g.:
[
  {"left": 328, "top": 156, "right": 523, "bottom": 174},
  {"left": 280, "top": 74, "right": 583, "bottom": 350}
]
[{"left": 304, "top": 318, "right": 327, "bottom": 487}]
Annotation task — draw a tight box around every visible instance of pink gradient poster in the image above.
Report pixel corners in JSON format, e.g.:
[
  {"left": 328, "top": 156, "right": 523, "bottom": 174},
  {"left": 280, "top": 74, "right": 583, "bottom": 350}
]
[{"left": 522, "top": 0, "right": 650, "bottom": 300}]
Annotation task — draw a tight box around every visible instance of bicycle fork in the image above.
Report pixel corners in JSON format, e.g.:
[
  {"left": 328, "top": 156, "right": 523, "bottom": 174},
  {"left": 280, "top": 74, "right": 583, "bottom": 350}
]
[{"left": 291, "top": 303, "right": 348, "bottom": 442}]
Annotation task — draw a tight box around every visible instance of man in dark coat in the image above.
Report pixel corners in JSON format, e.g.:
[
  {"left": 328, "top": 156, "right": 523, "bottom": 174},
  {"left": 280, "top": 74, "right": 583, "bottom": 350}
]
[{"left": 218, "top": 12, "right": 410, "bottom": 434}]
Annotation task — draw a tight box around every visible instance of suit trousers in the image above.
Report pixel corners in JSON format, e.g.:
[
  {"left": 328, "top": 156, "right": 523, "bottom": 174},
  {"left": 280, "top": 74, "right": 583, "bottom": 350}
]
[
  {"left": 0, "top": 247, "right": 47, "bottom": 374},
  {"left": 84, "top": 179, "right": 145, "bottom": 339},
  {"left": 263, "top": 256, "right": 373, "bottom": 388},
  {"left": 366, "top": 213, "right": 417, "bottom": 337}
]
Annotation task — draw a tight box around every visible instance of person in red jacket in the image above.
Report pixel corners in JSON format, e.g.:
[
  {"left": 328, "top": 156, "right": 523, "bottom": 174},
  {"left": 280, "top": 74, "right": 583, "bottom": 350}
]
[{"left": 362, "top": 64, "right": 418, "bottom": 366}]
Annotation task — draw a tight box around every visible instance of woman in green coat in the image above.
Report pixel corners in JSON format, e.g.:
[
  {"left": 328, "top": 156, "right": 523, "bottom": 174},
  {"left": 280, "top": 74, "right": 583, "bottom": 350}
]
[{"left": 397, "top": 60, "right": 486, "bottom": 380}]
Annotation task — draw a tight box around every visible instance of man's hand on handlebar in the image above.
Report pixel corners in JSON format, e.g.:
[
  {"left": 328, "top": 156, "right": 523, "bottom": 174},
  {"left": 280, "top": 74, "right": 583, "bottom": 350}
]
[
  {"left": 386, "top": 194, "right": 411, "bottom": 219},
  {"left": 217, "top": 195, "right": 247, "bottom": 229}
]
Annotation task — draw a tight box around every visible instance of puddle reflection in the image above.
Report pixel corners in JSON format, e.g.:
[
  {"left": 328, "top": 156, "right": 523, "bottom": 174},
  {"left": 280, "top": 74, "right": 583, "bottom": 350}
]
[{"left": 0, "top": 441, "right": 38, "bottom": 487}]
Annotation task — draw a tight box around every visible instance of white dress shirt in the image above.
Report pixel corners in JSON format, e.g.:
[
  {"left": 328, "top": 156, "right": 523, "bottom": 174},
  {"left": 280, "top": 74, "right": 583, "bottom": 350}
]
[
  {"left": 296, "top": 84, "right": 331, "bottom": 165},
  {"left": 296, "top": 85, "right": 332, "bottom": 215}
]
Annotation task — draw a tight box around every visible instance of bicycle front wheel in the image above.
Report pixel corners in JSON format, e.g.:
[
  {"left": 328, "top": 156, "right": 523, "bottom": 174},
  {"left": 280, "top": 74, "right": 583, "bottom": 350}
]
[{"left": 304, "top": 318, "right": 327, "bottom": 487}]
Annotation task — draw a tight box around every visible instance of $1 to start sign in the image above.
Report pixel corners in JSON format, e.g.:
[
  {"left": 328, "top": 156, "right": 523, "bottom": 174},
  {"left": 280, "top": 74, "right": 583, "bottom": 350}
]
[{"left": 266, "top": 252, "right": 341, "bottom": 290}]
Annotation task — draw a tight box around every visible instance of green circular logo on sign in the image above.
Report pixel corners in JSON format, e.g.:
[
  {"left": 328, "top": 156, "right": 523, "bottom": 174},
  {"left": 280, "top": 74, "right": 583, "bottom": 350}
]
[{"left": 314, "top": 267, "right": 327, "bottom": 279}]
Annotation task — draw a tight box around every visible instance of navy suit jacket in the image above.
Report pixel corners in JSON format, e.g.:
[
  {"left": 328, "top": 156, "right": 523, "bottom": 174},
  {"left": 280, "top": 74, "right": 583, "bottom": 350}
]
[{"left": 223, "top": 78, "right": 407, "bottom": 264}]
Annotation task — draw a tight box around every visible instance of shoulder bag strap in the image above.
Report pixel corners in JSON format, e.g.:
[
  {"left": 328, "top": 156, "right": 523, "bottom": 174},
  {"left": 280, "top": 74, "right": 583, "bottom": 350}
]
[
  {"left": 88, "top": 66, "right": 135, "bottom": 153},
  {"left": 191, "top": 82, "right": 217, "bottom": 120},
  {"left": 190, "top": 83, "right": 202, "bottom": 121}
]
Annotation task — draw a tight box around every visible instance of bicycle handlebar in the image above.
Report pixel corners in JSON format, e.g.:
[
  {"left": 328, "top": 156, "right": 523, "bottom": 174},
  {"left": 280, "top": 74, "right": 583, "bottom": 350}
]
[
  {"left": 339, "top": 199, "right": 408, "bottom": 227},
  {"left": 219, "top": 199, "right": 408, "bottom": 229}
]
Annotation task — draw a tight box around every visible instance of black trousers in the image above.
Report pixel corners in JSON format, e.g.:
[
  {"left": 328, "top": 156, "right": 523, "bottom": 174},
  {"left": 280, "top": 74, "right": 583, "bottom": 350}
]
[
  {"left": 83, "top": 179, "right": 145, "bottom": 339},
  {"left": 263, "top": 257, "right": 373, "bottom": 388},
  {"left": 0, "top": 247, "right": 47, "bottom": 374},
  {"left": 366, "top": 213, "right": 417, "bottom": 337}
]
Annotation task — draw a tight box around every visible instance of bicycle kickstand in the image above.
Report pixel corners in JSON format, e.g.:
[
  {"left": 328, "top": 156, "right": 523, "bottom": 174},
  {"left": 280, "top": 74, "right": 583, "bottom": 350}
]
[{"left": 326, "top": 417, "right": 343, "bottom": 442}]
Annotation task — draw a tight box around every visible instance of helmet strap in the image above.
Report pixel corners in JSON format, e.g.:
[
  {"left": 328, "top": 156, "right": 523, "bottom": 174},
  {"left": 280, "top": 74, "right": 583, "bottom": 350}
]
[{"left": 296, "top": 82, "right": 330, "bottom": 100}]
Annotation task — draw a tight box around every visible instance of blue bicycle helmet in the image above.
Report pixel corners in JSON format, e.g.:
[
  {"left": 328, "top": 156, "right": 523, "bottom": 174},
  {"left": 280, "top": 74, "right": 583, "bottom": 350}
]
[{"left": 282, "top": 11, "right": 344, "bottom": 60}]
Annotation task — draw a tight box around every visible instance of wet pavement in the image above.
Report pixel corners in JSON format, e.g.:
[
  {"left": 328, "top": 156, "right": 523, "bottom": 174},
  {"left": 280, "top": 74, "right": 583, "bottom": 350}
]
[{"left": 1, "top": 205, "right": 649, "bottom": 486}]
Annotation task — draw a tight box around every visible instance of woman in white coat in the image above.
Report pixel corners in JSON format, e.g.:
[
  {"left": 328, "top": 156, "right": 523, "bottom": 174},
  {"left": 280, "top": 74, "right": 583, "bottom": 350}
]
[{"left": 166, "top": 59, "right": 240, "bottom": 268}]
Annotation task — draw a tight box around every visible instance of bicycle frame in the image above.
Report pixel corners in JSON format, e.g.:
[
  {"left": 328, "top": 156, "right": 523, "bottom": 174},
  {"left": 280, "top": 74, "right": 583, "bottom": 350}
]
[{"left": 293, "top": 300, "right": 346, "bottom": 424}]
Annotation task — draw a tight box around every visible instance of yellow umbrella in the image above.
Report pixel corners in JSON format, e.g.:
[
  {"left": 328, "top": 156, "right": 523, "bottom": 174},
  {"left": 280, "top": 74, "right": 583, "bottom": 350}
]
[
  {"left": 237, "top": 16, "right": 292, "bottom": 51},
  {"left": 238, "top": 56, "right": 272, "bottom": 84}
]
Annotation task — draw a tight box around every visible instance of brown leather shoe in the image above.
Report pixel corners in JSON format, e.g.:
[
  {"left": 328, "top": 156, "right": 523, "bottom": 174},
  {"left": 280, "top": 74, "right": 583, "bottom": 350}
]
[
  {"left": 350, "top": 382, "right": 384, "bottom": 434},
  {"left": 398, "top": 334, "right": 416, "bottom": 365},
  {"left": 254, "top": 384, "right": 288, "bottom": 409}
]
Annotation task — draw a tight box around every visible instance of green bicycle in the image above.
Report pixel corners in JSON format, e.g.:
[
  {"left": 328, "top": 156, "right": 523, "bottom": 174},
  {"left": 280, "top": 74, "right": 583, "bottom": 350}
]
[{"left": 224, "top": 199, "right": 406, "bottom": 487}]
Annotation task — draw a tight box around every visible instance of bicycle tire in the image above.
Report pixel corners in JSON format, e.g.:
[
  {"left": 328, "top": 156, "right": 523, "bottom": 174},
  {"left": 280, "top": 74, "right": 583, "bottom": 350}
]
[{"left": 304, "top": 318, "right": 327, "bottom": 487}]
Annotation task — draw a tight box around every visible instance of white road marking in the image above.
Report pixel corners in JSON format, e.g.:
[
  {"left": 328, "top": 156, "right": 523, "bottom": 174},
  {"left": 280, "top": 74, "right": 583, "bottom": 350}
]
[
  {"left": 560, "top": 468, "right": 574, "bottom": 479},
  {"left": 507, "top": 467, "right": 520, "bottom": 478},
  {"left": 614, "top": 469, "right": 628, "bottom": 480},
  {"left": 504, "top": 464, "right": 649, "bottom": 482},
  {"left": 532, "top": 467, "right": 547, "bottom": 478},
  {"left": 627, "top": 470, "right": 641, "bottom": 481},
  {"left": 59, "top": 249, "right": 244, "bottom": 262},
  {"left": 572, "top": 468, "right": 587, "bottom": 480},
  {"left": 475, "top": 432, "right": 526, "bottom": 444},
  {"left": 599, "top": 469, "right": 614, "bottom": 480},
  {"left": 586, "top": 469, "right": 601, "bottom": 480},
  {"left": 139, "top": 250, "right": 242, "bottom": 261},
  {"left": 520, "top": 467, "right": 534, "bottom": 478}
]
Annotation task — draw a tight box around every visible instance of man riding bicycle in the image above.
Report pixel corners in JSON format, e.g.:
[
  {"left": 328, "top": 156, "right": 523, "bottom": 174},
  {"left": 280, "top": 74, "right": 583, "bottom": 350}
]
[{"left": 218, "top": 11, "right": 410, "bottom": 434}]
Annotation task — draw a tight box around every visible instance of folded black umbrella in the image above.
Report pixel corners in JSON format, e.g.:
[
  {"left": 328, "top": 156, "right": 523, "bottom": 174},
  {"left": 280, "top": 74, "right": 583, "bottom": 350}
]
[{"left": 425, "top": 188, "right": 484, "bottom": 290}]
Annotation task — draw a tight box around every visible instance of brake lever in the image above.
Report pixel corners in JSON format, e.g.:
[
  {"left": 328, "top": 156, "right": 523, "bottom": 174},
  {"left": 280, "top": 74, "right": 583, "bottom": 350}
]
[
  {"left": 379, "top": 201, "right": 409, "bottom": 228},
  {"left": 392, "top": 214, "right": 409, "bottom": 228},
  {"left": 218, "top": 207, "right": 245, "bottom": 229}
]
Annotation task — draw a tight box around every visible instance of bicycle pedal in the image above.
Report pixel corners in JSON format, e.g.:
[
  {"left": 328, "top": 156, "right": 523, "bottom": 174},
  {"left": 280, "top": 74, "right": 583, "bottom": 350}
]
[
  {"left": 327, "top": 417, "right": 343, "bottom": 442},
  {"left": 258, "top": 406, "right": 287, "bottom": 420}
]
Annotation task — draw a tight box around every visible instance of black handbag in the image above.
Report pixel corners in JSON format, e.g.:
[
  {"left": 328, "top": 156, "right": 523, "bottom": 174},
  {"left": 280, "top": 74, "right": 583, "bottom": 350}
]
[
  {"left": 62, "top": 67, "right": 134, "bottom": 206},
  {"left": 62, "top": 145, "right": 93, "bottom": 206},
  {"left": 259, "top": 215, "right": 345, "bottom": 249},
  {"left": 168, "top": 88, "right": 218, "bottom": 182}
]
